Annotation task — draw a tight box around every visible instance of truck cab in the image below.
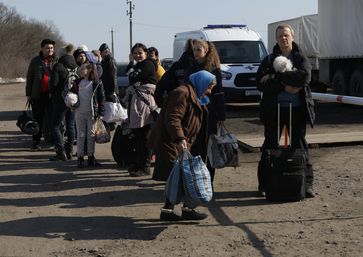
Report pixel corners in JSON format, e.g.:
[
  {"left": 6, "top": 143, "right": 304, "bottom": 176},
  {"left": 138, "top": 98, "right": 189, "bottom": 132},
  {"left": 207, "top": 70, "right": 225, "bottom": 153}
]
[{"left": 173, "top": 24, "right": 268, "bottom": 102}]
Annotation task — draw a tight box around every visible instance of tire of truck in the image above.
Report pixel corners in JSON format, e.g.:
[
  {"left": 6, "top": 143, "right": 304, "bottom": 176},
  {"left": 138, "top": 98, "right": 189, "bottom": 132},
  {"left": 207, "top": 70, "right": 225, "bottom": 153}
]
[
  {"left": 349, "top": 69, "right": 363, "bottom": 97},
  {"left": 332, "top": 70, "right": 349, "bottom": 95}
]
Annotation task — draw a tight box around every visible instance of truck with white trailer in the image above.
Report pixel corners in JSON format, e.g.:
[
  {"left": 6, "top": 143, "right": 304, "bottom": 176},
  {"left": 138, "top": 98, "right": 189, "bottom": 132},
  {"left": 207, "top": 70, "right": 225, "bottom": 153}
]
[
  {"left": 267, "top": 0, "right": 363, "bottom": 96},
  {"left": 173, "top": 24, "right": 268, "bottom": 102}
]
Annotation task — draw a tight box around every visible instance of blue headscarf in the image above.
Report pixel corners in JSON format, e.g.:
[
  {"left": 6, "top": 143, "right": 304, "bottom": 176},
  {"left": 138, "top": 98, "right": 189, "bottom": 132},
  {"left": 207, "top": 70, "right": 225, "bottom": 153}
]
[{"left": 189, "top": 70, "right": 216, "bottom": 105}]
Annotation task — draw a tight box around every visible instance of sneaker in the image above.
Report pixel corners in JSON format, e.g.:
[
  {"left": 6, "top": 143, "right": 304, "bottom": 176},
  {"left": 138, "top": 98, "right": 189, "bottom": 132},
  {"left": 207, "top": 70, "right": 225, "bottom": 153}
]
[
  {"left": 306, "top": 186, "right": 315, "bottom": 198},
  {"left": 49, "top": 152, "right": 67, "bottom": 161},
  {"left": 160, "top": 208, "right": 182, "bottom": 221},
  {"left": 129, "top": 169, "right": 146, "bottom": 177},
  {"left": 143, "top": 166, "right": 151, "bottom": 175},
  {"left": 31, "top": 142, "right": 41, "bottom": 151},
  {"left": 258, "top": 190, "right": 266, "bottom": 197},
  {"left": 181, "top": 207, "right": 208, "bottom": 221}
]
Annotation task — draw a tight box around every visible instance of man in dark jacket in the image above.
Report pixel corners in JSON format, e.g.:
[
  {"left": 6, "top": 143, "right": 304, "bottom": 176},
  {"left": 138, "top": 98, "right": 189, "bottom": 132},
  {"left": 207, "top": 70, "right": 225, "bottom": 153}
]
[
  {"left": 48, "top": 44, "right": 78, "bottom": 161},
  {"left": 26, "top": 38, "right": 57, "bottom": 151},
  {"left": 256, "top": 24, "right": 316, "bottom": 198},
  {"left": 99, "top": 43, "right": 118, "bottom": 130},
  {"left": 99, "top": 43, "right": 118, "bottom": 100}
]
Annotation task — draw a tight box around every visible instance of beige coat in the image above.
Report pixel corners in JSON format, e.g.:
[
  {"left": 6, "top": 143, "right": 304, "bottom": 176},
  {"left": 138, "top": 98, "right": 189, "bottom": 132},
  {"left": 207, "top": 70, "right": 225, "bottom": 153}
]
[{"left": 124, "top": 83, "right": 157, "bottom": 128}]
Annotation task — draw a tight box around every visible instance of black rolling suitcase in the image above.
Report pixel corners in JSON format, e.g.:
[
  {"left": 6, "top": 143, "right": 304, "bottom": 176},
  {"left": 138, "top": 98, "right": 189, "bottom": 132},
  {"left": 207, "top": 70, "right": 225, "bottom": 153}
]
[
  {"left": 264, "top": 103, "right": 306, "bottom": 202},
  {"left": 111, "top": 123, "right": 136, "bottom": 168}
]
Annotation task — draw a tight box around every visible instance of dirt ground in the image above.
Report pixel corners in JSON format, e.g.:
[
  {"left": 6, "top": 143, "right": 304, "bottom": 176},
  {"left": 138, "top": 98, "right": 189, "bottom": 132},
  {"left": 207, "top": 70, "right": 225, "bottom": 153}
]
[{"left": 0, "top": 83, "right": 362, "bottom": 257}]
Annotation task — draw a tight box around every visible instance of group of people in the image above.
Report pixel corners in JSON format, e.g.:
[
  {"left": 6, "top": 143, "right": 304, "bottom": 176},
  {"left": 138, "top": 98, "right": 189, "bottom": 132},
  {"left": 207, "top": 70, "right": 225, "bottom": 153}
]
[
  {"left": 26, "top": 39, "right": 117, "bottom": 167},
  {"left": 24, "top": 22, "right": 315, "bottom": 222}
]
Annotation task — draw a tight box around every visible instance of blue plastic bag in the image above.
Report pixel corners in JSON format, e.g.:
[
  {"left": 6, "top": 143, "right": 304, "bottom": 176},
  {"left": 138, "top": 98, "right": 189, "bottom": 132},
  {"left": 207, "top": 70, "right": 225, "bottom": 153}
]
[{"left": 165, "top": 158, "right": 183, "bottom": 205}]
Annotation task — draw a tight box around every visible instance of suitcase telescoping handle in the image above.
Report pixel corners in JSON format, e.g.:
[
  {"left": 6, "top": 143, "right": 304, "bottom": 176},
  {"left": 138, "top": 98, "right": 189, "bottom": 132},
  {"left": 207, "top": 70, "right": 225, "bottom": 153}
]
[{"left": 277, "top": 103, "right": 292, "bottom": 147}]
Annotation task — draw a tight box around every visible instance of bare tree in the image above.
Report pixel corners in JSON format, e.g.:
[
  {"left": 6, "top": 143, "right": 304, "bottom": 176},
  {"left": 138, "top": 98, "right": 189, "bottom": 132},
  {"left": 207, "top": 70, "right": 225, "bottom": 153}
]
[{"left": 0, "top": 3, "right": 64, "bottom": 78}]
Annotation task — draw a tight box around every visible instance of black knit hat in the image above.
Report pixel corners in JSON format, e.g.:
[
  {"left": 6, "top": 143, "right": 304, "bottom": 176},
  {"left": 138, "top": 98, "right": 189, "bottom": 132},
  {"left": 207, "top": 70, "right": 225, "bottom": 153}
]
[
  {"left": 41, "top": 38, "right": 55, "bottom": 47},
  {"left": 99, "top": 43, "right": 109, "bottom": 53},
  {"left": 73, "top": 49, "right": 86, "bottom": 60}
]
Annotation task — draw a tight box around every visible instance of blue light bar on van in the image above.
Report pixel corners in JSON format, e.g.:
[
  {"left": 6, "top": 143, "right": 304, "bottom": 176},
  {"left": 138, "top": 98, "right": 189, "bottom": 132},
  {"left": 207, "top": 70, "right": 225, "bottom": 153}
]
[{"left": 204, "top": 24, "right": 247, "bottom": 29}]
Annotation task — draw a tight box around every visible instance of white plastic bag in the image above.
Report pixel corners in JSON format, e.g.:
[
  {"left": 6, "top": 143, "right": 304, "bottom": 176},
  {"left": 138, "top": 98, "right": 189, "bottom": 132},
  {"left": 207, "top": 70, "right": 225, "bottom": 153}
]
[{"left": 103, "top": 101, "right": 128, "bottom": 123}]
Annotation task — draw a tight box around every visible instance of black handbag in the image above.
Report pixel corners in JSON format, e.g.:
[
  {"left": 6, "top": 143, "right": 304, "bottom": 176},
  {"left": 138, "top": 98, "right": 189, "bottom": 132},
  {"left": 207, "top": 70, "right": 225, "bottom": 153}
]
[{"left": 16, "top": 102, "right": 40, "bottom": 135}]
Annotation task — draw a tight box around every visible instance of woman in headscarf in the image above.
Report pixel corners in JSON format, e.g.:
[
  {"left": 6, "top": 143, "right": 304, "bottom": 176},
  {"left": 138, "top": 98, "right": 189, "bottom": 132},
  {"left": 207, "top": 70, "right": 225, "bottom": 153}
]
[{"left": 148, "top": 70, "right": 216, "bottom": 221}]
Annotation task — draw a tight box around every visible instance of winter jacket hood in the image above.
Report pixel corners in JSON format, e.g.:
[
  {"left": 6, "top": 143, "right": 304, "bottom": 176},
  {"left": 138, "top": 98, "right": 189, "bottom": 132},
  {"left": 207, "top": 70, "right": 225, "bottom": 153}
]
[{"left": 58, "top": 54, "right": 78, "bottom": 70}]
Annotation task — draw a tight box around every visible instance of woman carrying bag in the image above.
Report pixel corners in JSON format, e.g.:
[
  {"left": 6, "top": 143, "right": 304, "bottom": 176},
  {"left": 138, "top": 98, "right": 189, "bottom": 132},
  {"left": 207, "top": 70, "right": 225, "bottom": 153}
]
[
  {"left": 148, "top": 70, "right": 216, "bottom": 221},
  {"left": 124, "top": 43, "right": 158, "bottom": 177}
]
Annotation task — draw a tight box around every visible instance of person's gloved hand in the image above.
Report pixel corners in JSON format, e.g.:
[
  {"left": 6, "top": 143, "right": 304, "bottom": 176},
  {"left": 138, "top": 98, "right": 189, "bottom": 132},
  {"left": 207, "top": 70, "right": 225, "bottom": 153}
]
[{"left": 109, "top": 93, "right": 118, "bottom": 103}]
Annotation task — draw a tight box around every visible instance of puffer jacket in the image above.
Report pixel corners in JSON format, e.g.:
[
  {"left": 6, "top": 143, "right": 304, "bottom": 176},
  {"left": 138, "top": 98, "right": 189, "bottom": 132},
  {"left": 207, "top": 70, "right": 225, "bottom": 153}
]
[
  {"left": 256, "top": 42, "right": 315, "bottom": 127},
  {"left": 126, "top": 58, "right": 157, "bottom": 85},
  {"left": 70, "top": 78, "right": 106, "bottom": 120},
  {"left": 49, "top": 54, "right": 78, "bottom": 103}
]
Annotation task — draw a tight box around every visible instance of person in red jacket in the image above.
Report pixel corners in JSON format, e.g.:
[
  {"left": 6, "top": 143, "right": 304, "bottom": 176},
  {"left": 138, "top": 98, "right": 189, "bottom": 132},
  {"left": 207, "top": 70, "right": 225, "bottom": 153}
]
[{"left": 26, "top": 38, "right": 57, "bottom": 151}]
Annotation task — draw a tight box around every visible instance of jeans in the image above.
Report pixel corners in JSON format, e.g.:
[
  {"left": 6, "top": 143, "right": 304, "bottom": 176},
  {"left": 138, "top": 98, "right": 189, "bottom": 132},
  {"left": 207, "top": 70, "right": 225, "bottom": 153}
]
[{"left": 51, "top": 101, "right": 75, "bottom": 154}]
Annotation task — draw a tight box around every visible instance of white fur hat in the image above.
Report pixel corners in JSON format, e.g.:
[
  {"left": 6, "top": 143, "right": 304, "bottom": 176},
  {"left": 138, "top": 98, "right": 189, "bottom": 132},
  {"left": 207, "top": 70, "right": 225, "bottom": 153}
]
[
  {"left": 64, "top": 92, "right": 79, "bottom": 108},
  {"left": 77, "top": 44, "right": 89, "bottom": 52}
]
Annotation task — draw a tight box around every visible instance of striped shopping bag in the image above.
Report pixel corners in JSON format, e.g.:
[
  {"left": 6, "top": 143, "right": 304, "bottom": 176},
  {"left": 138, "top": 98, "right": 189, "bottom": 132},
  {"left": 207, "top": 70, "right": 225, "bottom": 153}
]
[{"left": 181, "top": 150, "right": 213, "bottom": 207}]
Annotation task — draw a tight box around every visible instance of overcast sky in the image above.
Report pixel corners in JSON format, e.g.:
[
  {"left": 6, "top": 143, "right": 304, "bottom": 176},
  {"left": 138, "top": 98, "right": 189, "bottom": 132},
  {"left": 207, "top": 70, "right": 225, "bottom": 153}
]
[{"left": 2, "top": 0, "right": 317, "bottom": 61}]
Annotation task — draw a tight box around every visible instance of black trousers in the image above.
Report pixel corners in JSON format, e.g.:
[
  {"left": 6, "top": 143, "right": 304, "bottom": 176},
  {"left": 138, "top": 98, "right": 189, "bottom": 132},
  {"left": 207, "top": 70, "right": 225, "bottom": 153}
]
[
  {"left": 258, "top": 106, "right": 314, "bottom": 190},
  {"left": 31, "top": 93, "right": 52, "bottom": 143},
  {"left": 131, "top": 125, "right": 152, "bottom": 170}
]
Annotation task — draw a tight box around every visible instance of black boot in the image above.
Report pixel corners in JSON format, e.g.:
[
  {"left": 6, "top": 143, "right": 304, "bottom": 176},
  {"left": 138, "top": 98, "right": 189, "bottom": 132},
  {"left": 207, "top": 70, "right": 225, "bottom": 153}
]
[
  {"left": 65, "top": 150, "right": 73, "bottom": 160},
  {"left": 31, "top": 141, "right": 41, "bottom": 151},
  {"left": 88, "top": 155, "right": 101, "bottom": 167},
  {"left": 49, "top": 151, "right": 67, "bottom": 161},
  {"left": 77, "top": 156, "right": 84, "bottom": 168}
]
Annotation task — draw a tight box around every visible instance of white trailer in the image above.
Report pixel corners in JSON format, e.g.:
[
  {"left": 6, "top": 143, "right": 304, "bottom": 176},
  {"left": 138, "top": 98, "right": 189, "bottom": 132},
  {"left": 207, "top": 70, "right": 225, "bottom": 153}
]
[
  {"left": 318, "top": 0, "right": 363, "bottom": 96},
  {"left": 268, "top": 0, "right": 363, "bottom": 96}
]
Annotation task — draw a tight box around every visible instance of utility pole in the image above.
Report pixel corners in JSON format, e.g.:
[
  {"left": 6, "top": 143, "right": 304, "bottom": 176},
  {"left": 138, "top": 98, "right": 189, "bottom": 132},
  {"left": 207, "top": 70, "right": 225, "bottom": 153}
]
[
  {"left": 126, "top": 0, "right": 135, "bottom": 52},
  {"left": 110, "top": 27, "right": 115, "bottom": 54}
]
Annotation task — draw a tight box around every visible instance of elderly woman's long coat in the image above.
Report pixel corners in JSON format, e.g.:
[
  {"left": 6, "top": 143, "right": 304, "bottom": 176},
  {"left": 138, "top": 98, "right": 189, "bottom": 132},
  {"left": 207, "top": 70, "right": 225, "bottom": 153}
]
[{"left": 148, "top": 83, "right": 207, "bottom": 181}]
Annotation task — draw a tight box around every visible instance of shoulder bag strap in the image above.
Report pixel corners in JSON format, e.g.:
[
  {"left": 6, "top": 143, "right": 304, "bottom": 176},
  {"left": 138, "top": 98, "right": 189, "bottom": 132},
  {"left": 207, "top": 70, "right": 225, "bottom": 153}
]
[{"left": 132, "top": 83, "right": 152, "bottom": 107}]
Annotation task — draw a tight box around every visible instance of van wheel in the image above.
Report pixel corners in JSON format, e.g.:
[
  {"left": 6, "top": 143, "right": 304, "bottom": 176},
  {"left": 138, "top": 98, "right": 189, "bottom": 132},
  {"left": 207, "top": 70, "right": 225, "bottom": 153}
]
[
  {"left": 332, "top": 70, "right": 349, "bottom": 95},
  {"left": 349, "top": 69, "right": 363, "bottom": 97}
]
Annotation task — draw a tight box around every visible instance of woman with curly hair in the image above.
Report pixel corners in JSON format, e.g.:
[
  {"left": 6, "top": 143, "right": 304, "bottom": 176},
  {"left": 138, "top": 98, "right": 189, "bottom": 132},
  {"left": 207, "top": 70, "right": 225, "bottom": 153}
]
[{"left": 185, "top": 39, "right": 226, "bottom": 183}]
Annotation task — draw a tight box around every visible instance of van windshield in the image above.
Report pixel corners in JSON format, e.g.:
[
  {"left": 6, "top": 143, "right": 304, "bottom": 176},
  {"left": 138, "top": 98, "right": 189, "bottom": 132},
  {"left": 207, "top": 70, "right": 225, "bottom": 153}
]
[{"left": 213, "top": 41, "right": 267, "bottom": 64}]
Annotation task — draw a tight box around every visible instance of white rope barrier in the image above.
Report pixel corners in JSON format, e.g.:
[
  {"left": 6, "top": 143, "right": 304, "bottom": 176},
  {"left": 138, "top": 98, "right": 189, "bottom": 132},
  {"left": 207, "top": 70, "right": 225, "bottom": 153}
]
[{"left": 312, "top": 93, "right": 363, "bottom": 106}]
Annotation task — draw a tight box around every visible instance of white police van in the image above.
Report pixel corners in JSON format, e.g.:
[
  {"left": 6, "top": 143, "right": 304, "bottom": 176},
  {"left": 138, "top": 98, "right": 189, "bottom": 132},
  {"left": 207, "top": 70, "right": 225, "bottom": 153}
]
[{"left": 173, "top": 24, "right": 268, "bottom": 102}]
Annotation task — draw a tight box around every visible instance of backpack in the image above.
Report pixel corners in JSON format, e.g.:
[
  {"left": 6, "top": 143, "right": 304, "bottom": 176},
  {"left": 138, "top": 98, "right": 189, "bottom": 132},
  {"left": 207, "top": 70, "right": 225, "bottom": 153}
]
[{"left": 62, "top": 67, "right": 79, "bottom": 99}]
